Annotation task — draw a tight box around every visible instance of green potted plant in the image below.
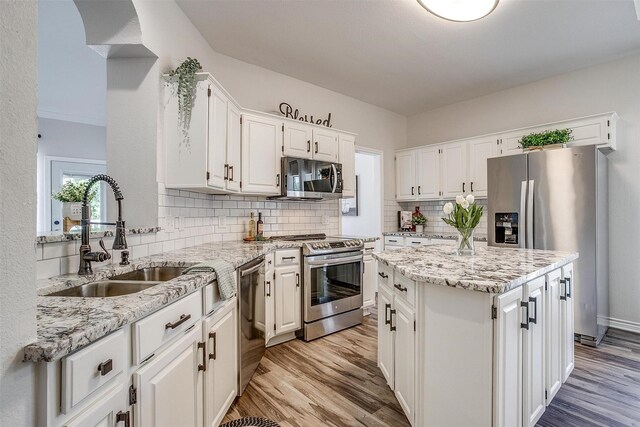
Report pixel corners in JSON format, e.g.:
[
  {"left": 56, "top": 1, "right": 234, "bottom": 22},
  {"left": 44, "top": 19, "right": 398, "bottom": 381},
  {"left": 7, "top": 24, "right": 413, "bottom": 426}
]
[
  {"left": 52, "top": 180, "right": 97, "bottom": 223},
  {"left": 518, "top": 128, "right": 574, "bottom": 150},
  {"left": 442, "top": 194, "right": 484, "bottom": 255},
  {"left": 412, "top": 212, "right": 427, "bottom": 233},
  {"left": 167, "top": 57, "right": 203, "bottom": 148}
]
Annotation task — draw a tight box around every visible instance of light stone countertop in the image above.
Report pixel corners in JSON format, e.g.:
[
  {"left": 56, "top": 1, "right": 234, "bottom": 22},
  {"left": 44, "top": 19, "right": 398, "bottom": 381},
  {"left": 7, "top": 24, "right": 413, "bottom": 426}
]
[
  {"left": 36, "top": 226, "right": 161, "bottom": 244},
  {"left": 26, "top": 235, "right": 377, "bottom": 363},
  {"left": 373, "top": 245, "right": 577, "bottom": 294},
  {"left": 383, "top": 231, "right": 488, "bottom": 242}
]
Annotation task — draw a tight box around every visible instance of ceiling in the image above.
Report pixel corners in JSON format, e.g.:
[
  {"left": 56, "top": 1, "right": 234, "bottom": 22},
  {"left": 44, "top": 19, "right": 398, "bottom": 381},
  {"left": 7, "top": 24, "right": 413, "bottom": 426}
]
[{"left": 176, "top": 0, "right": 640, "bottom": 116}]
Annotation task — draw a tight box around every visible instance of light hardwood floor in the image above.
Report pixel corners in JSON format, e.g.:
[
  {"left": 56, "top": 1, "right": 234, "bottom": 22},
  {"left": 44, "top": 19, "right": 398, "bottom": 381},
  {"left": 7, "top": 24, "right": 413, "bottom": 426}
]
[{"left": 224, "top": 309, "right": 640, "bottom": 427}]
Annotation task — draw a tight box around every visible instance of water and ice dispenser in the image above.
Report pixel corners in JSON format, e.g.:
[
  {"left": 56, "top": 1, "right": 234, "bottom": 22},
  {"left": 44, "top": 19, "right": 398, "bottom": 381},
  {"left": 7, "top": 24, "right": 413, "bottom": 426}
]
[{"left": 494, "top": 213, "right": 519, "bottom": 245}]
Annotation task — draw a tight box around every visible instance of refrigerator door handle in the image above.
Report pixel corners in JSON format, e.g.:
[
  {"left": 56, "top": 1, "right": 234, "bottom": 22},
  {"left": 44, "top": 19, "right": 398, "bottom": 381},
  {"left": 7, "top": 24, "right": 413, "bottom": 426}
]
[
  {"left": 520, "top": 180, "right": 527, "bottom": 249},
  {"left": 527, "top": 180, "right": 534, "bottom": 249}
]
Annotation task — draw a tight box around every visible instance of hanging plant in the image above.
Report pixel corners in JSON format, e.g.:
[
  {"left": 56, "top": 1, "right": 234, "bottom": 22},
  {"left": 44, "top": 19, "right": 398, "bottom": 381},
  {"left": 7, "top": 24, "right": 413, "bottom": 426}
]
[{"left": 167, "top": 57, "right": 203, "bottom": 149}]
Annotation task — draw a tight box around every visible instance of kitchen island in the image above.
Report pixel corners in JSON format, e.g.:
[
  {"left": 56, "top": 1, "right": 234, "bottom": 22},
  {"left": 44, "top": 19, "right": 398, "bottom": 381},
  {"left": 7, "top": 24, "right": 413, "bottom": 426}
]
[{"left": 373, "top": 245, "right": 578, "bottom": 427}]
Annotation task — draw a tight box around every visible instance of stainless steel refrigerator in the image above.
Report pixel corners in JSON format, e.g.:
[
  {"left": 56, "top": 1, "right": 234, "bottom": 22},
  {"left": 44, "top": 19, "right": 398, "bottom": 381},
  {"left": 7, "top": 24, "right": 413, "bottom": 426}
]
[{"left": 488, "top": 145, "right": 608, "bottom": 346}]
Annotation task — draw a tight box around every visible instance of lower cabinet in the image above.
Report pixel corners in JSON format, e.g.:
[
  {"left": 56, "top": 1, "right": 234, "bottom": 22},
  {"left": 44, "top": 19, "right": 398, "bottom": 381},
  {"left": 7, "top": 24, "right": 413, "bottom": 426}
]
[
  {"left": 274, "top": 264, "right": 302, "bottom": 335},
  {"left": 545, "top": 269, "right": 563, "bottom": 404},
  {"left": 134, "top": 323, "right": 204, "bottom": 427},
  {"left": 560, "top": 263, "right": 575, "bottom": 381},
  {"left": 377, "top": 264, "right": 416, "bottom": 425},
  {"left": 362, "top": 242, "right": 376, "bottom": 313},
  {"left": 203, "top": 300, "right": 238, "bottom": 427},
  {"left": 64, "top": 383, "right": 129, "bottom": 427}
]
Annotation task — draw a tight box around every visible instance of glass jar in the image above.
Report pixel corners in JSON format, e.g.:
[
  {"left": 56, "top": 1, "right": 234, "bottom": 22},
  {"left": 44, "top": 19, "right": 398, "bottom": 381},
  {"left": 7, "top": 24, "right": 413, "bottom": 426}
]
[{"left": 456, "top": 227, "right": 475, "bottom": 256}]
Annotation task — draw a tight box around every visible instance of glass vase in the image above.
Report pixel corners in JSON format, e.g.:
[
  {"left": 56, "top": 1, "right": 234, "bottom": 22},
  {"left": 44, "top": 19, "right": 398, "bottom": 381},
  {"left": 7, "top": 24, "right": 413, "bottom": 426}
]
[{"left": 456, "top": 227, "right": 476, "bottom": 256}]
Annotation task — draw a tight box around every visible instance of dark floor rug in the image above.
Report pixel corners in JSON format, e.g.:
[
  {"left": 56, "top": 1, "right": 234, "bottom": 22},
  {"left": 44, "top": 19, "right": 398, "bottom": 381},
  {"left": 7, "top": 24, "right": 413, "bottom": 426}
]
[{"left": 220, "top": 417, "right": 281, "bottom": 427}]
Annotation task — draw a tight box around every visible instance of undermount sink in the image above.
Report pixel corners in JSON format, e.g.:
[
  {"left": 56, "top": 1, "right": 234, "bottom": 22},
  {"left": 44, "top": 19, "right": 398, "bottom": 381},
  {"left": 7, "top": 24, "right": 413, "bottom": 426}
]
[
  {"left": 108, "top": 267, "right": 184, "bottom": 282},
  {"left": 46, "top": 281, "right": 160, "bottom": 298}
]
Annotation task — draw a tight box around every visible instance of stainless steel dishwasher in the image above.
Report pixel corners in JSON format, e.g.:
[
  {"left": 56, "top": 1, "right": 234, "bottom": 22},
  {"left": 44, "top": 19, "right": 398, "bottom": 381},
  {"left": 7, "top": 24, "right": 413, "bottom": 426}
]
[{"left": 237, "top": 256, "right": 266, "bottom": 395}]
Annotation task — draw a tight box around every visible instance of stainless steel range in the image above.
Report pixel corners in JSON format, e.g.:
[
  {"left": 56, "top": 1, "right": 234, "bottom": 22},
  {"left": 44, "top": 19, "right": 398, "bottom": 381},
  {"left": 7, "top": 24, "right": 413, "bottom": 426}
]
[{"left": 271, "top": 234, "right": 364, "bottom": 341}]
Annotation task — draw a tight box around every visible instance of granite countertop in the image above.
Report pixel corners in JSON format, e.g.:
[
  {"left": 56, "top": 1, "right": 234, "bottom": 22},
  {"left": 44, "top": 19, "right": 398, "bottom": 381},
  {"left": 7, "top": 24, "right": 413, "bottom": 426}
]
[
  {"left": 383, "top": 231, "right": 488, "bottom": 242},
  {"left": 36, "top": 226, "right": 161, "bottom": 244},
  {"left": 26, "top": 240, "right": 304, "bottom": 363},
  {"left": 373, "top": 245, "right": 577, "bottom": 294}
]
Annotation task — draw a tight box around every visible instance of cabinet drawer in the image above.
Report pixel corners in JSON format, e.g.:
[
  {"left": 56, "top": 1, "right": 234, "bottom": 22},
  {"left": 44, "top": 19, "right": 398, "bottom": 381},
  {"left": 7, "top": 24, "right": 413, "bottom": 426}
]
[
  {"left": 61, "top": 329, "right": 126, "bottom": 413},
  {"left": 203, "top": 279, "right": 231, "bottom": 316},
  {"left": 364, "top": 240, "right": 377, "bottom": 253},
  {"left": 275, "top": 249, "right": 301, "bottom": 267},
  {"left": 393, "top": 273, "right": 416, "bottom": 306},
  {"left": 133, "top": 290, "right": 202, "bottom": 364},
  {"left": 377, "top": 262, "right": 393, "bottom": 290},
  {"left": 405, "top": 237, "right": 430, "bottom": 247},
  {"left": 384, "top": 236, "right": 404, "bottom": 247}
]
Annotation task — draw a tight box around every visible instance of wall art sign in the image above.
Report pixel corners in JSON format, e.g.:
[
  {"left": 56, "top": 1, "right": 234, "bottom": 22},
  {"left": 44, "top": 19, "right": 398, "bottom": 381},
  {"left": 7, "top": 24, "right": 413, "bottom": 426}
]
[{"left": 279, "top": 102, "right": 333, "bottom": 128}]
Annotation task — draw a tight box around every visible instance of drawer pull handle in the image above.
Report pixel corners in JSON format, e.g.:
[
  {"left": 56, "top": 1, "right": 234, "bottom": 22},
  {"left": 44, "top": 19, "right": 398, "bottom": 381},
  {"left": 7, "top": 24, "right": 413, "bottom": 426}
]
[
  {"left": 378, "top": 272, "right": 389, "bottom": 279},
  {"left": 208, "top": 332, "right": 217, "bottom": 360},
  {"left": 198, "top": 341, "right": 206, "bottom": 371},
  {"left": 529, "top": 296, "right": 538, "bottom": 325},
  {"left": 384, "top": 303, "right": 391, "bottom": 325},
  {"left": 411, "top": 241, "right": 421, "bottom": 244},
  {"left": 165, "top": 314, "right": 191, "bottom": 330},
  {"left": 97, "top": 359, "right": 113, "bottom": 376},
  {"left": 394, "top": 284, "right": 408, "bottom": 292},
  {"left": 388, "top": 239, "right": 398, "bottom": 243},
  {"left": 390, "top": 309, "right": 397, "bottom": 332},
  {"left": 307, "top": 140, "right": 311, "bottom": 152},
  {"left": 282, "top": 256, "right": 296, "bottom": 261},
  {"left": 266, "top": 280, "right": 271, "bottom": 297},
  {"left": 296, "top": 273, "right": 300, "bottom": 287},
  {"left": 116, "top": 411, "right": 130, "bottom": 427}
]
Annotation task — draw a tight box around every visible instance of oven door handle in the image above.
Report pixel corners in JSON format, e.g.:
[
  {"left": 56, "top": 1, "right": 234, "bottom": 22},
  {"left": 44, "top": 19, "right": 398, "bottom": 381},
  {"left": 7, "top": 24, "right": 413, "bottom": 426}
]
[{"left": 305, "top": 254, "right": 363, "bottom": 267}]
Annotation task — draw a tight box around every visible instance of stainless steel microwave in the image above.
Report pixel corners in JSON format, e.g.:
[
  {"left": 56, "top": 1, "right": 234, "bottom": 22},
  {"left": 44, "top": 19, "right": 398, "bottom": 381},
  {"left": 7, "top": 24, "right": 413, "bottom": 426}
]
[{"left": 271, "top": 157, "right": 343, "bottom": 200}]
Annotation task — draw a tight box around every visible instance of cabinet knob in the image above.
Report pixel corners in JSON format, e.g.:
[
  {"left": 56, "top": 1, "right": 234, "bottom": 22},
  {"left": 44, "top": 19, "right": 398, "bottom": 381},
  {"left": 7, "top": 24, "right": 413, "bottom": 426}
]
[{"left": 97, "top": 359, "right": 113, "bottom": 376}]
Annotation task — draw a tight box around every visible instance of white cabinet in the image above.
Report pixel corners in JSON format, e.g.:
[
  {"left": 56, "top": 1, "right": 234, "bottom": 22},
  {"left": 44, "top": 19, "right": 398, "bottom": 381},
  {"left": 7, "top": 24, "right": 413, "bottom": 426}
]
[
  {"left": 63, "top": 383, "right": 129, "bottom": 427},
  {"left": 274, "top": 264, "right": 301, "bottom": 336},
  {"left": 241, "top": 114, "right": 282, "bottom": 195},
  {"left": 339, "top": 133, "right": 357, "bottom": 198},
  {"left": 522, "top": 277, "right": 546, "bottom": 427},
  {"left": 545, "top": 269, "right": 563, "bottom": 404},
  {"left": 393, "top": 296, "right": 416, "bottom": 424},
  {"left": 560, "top": 263, "right": 575, "bottom": 382},
  {"left": 468, "top": 136, "right": 498, "bottom": 198},
  {"left": 377, "top": 266, "right": 416, "bottom": 425},
  {"left": 440, "top": 141, "right": 468, "bottom": 198},
  {"left": 283, "top": 122, "right": 313, "bottom": 158},
  {"left": 377, "top": 283, "right": 395, "bottom": 388},
  {"left": 416, "top": 146, "right": 440, "bottom": 200},
  {"left": 203, "top": 301, "right": 238, "bottom": 427},
  {"left": 134, "top": 323, "right": 204, "bottom": 427},
  {"left": 164, "top": 73, "right": 241, "bottom": 194},
  {"left": 362, "top": 243, "right": 376, "bottom": 313},
  {"left": 395, "top": 151, "right": 416, "bottom": 201},
  {"left": 313, "top": 128, "right": 339, "bottom": 162},
  {"left": 264, "top": 252, "right": 276, "bottom": 344}
]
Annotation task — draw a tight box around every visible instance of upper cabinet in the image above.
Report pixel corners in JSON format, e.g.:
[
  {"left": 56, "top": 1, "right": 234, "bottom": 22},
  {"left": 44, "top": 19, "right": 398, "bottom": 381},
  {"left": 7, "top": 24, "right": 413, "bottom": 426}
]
[
  {"left": 396, "top": 112, "right": 618, "bottom": 201},
  {"left": 339, "top": 133, "right": 357, "bottom": 198},
  {"left": 283, "top": 122, "right": 340, "bottom": 163},
  {"left": 313, "top": 128, "right": 340, "bottom": 162},
  {"left": 241, "top": 114, "right": 282, "bottom": 195},
  {"left": 164, "top": 74, "right": 241, "bottom": 194}
]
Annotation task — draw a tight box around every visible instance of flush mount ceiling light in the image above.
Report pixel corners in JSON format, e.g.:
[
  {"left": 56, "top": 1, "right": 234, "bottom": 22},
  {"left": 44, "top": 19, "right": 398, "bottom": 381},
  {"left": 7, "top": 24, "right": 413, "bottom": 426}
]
[{"left": 416, "top": 0, "right": 499, "bottom": 22}]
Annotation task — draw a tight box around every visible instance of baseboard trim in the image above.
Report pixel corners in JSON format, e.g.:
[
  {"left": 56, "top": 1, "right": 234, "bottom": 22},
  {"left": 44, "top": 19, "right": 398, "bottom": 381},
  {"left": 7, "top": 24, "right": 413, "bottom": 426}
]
[{"left": 598, "top": 316, "right": 640, "bottom": 334}]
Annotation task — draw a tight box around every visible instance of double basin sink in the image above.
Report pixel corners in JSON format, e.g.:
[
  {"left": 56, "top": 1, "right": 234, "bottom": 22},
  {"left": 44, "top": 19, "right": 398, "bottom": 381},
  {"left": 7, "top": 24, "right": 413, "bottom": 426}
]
[{"left": 47, "top": 267, "right": 184, "bottom": 298}]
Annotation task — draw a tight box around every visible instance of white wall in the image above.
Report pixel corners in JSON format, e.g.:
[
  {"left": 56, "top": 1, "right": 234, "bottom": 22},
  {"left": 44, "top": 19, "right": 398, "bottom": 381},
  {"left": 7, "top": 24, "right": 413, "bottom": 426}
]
[
  {"left": 342, "top": 152, "right": 382, "bottom": 243},
  {"left": 132, "top": 0, "right": 407, "bottom": 203},
  {"left": 0, "top": 2, "right": 38, "bottom": 425},
  {"left": 38, "top": 0, "right": 106, "bottom": 126},
  {"left": 407, "top": 52, "right": 640, "bottom": 329}
]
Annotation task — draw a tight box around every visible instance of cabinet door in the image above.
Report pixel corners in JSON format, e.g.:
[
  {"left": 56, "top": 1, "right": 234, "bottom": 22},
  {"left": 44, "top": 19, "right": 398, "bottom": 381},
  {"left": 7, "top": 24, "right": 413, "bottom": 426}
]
[
  {"left": 313, "top": 128, "right": 339, "bottom": 162},
  {"left": 362, "top": 255, "right": 375, "bottom": 310},
  {"left": 283, "top": 122, "right": 313, "bottom": 159},
  {"left": 241, "top": 114, "right": 282, "bottom": 195},
  {"left": 523, "top": 277, "right": 546, "bottom": 427},
  {"left": 274, "top": 264, "right": 301, "bottom": 335},
  {"left": 226, "top": 102, "right": 242, "bottom": 192},
  {"left": 440, "top": 142, "right": 468, "bottom": 198},
  {"left": 339, "top": 133, "right": 357, "bottom": 198},
  {"left": 560, "top": 263, "right": 574, "bottom": 382},
  {"left": 134, "top": 324, "right": 203, "bottom": 427},
  {"left": 493, "top": 287, "right": 523, "bottom": 427},
  {"left": 64, "top": 383, "right": 129, "bottom": 427},
  {"left": 378, "top": 284, "right": 394, "bottom": 388},
  {"left": 416, "top": 146, "right": 440, "bottom": 200},
  {"left": 468, "top": 137, "right": 498, "bottom": 198},
  {"left": 545, "top": 269, "right": 562, "bottom": 404},
  {"left": 204, "top": 303, "right": 238, "bottom": 427},
  {"left": 393, "top": 297, "right": 415, "bottom": 424},
  {"left": 207, "top": 85, "right": 228, "bottom": 190},
  {"left": 395, "top": 151, "right": 416, "bottom": 201}
]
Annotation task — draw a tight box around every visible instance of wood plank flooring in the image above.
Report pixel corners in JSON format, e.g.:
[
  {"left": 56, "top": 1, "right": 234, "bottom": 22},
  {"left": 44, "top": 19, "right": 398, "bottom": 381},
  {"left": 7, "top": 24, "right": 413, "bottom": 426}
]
[{"left": 224, "top": 309, "right": 640, "bottom": 427}]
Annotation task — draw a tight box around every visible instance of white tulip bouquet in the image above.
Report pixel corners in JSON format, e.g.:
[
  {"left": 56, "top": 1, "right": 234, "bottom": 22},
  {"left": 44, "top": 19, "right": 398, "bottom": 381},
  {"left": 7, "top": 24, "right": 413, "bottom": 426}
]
[{"left": 442, "top": 194, "right": 483, "bottom": 255}]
